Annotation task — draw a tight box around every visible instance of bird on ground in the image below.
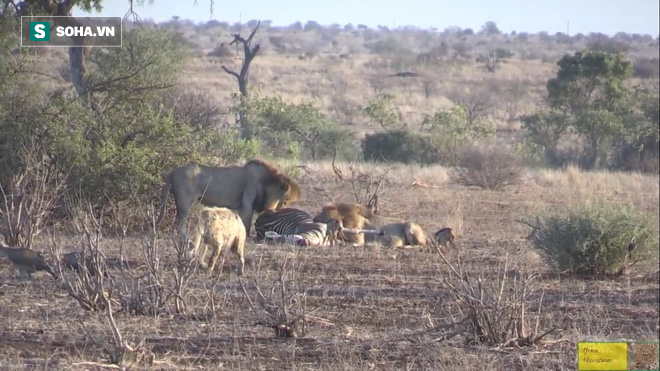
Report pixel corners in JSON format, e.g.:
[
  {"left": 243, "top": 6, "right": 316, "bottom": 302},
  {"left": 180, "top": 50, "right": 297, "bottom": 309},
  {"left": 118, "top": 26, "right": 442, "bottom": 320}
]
[
  {"left": 61, "top": 251, "right": 108, "bottom": 278},
  {"left": 0, "top": 241, "right": 58, "bottom": 280}
]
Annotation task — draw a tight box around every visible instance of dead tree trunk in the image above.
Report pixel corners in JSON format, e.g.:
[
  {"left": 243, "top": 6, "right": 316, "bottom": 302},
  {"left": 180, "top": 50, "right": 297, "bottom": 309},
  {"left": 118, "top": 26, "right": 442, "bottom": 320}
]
[
  {"left": 222, "top": 21, "right": 261, "bottom": 140},
  {"left": 485, "top": 52, "right": 500, "bottom": 73},
  {"left": 39, "top": 0, "right": 94, "bottom": 109}
]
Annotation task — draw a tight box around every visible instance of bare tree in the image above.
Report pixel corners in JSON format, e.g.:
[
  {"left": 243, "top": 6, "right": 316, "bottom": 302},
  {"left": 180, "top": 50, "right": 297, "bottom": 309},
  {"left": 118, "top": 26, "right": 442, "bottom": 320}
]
[
  {"left": 450, "top": 89, "right": 493, "bottom": 127},
  {"left": 485, "top": 52, "right": 500, "bottom": 73},
  {"left": 0, "top": 140, "right": 66, "bottom": 248},
  {"left": 422, "top": 78, "right": 436, "bottom": 99},
  {"left": 222, "top": 21, "right": 261, "bottom": 140},
  {"left": 39, "top": 0, "right": 94, "bottom": 108},
  {"left": 503, "top": 79, "right": 527, "bottom": 122}
]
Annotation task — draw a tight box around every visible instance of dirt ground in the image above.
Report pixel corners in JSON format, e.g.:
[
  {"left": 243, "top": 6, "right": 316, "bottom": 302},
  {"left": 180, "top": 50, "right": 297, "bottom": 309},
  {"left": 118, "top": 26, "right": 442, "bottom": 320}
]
[{"left": 0, "top": 163, "right": 658, "bottom": 370}]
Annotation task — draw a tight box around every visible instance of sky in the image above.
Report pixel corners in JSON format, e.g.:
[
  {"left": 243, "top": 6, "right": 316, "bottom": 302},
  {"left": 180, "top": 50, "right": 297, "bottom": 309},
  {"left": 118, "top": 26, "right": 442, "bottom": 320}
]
[{"left": 74, "top": 0, "right": 659, "bottom": 36}]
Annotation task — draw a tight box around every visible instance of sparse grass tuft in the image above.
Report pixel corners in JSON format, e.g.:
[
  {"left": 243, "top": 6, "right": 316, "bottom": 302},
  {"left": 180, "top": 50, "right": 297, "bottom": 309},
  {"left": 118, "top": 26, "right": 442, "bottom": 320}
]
[{"left": 437, "top": 250, "right": 559, "bottom": 348}]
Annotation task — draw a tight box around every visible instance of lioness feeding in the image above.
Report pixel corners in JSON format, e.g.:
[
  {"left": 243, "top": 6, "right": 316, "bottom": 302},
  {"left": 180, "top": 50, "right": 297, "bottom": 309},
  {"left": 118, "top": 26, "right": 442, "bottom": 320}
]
[
  {"left": 156, "top": 159, "right": 300, "bottom": 237},
  {"left": 312, "top": 202, "right": 404, "bottom": 244}
]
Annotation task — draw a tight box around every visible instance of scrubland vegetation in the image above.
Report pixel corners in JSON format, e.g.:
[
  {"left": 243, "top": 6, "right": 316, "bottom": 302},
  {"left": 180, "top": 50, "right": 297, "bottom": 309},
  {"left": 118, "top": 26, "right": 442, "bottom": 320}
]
[{"left": 0, "top": 3, "right": 658, "bottom": 369}]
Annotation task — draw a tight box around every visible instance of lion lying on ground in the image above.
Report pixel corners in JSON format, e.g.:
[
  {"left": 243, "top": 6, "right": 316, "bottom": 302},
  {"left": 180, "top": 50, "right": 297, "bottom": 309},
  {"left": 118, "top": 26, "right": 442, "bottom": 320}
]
[
  {"left": 375, "top": 221, "right": 428, "bottom": 248},
  {"left": 156, "top": 159, "right": 300, "bottom": 237}
]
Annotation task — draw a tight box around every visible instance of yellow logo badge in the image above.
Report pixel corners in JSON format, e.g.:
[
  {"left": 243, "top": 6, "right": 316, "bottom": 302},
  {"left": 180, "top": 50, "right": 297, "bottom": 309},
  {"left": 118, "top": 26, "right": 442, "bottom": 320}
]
[{"left": 577, "top": 342, "right": 628, "bottom": 371}]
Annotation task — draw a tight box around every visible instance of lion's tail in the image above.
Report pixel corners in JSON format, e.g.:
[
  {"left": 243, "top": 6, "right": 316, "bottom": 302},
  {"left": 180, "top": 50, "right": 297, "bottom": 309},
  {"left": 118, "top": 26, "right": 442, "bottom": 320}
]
[{"left": 155, "top": 171, "right": 173, "bottom": 226}]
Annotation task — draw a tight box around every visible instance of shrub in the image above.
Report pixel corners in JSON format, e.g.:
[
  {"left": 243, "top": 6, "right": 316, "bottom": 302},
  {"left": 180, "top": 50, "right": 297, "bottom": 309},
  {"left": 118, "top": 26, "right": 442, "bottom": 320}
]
[
  {"left": 524, "top": 202, "right": 659, "bottom": 276},
  {"left": 363, "top": 93, "right": 398, "bottom": 129},
  {"left": 586, "top": 38, "right": 629, "bottom": 54},
  {"left": 361, "top": 130, "right": 440, "bottom": 165},
  {"left": 240, "top": 94, "right": 355, "bottom": 160},
  {"left": 632, "top": 57, "right": 660, "bottom": 79},
  {"left": 43, "top": 27, "right": 222, "bottom": 206},
  {"left": 422, "top": 104, "right": 496, "bottom": 164},
  {"left": 212, "top": 131, "right": 261, "bottom": 165},
  {"left": 449, "top": 145, "right": 523, "bottom": 190},
  {"left": 495, "top": 48, "right": 514, "bottom": 59},
  {"left": 207, "top": 44, "right": 234, "bottom": 58},
  {"left": 611, "top": 135, "right": 659, "bottom": 174}
]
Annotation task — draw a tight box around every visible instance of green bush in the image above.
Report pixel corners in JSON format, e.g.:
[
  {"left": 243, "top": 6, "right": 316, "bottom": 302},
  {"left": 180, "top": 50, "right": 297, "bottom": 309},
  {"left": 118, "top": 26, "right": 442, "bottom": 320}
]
[
  {"left": 236, "top": 94, "right": 356, "bottom": 160},
  {"left": 421, "top": 105, "right": 496, "bottom": 165},
  {"left": 212, "top": 131, "right": 261, "bottom": 165},
  {"left": 361, "top": 129, "right": 440, "bottom": 164},
  {"left": 1, "top": 26, "right": 226, "bottom": 210},
  {"left": 525, "top": 202, "right": 659, "bottom": 276},
  {"left": 49, "top": 106, "right": 219, "bottom": 204},
  {"left": 363, "top": 93, "right": 398, "bottom": 129},
  {"left": 0, "top": 16, "right": 55, "bottom": 189}
]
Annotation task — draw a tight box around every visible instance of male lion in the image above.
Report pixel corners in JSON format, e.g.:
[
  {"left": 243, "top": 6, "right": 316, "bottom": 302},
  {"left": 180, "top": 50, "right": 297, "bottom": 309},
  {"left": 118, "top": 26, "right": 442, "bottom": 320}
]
[
  {"left": 156, "top": 159, "right": 300, "bottom": 237},
  {"left": 376, "top": 221, "right": 428, "bottom": 248},
  {"left": 188, "top": 206, "right": 247, "bottom": 276},
  {"left": 312, "top": 202, "right": 404, "bottom": 245}
]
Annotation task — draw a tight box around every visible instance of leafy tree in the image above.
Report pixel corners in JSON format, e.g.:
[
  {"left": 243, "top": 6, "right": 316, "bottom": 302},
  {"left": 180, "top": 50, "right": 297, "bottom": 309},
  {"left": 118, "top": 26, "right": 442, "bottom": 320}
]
[
  {"left": 422, "top": 105, "right": 495, "bottom": 163},
  {"left": 85, "top": 27, "right": 185, "bottom": 116},
  {"left": 610, "top": 88, "right": 660, "bottom": 172},
  {"left": 46, "top": 27, "right": 221, "bottom": 204},
  {"left": 520, "top": 109, "right": 571, "bottom": 165},
  {"left": 547, "top": 51, "right": 633, "bottom": 114},
  {"left": 0, "top": 0, "right": 214, "bottom": 111},
  {"left": 522, "top": 50, "right": 657, "bottom": 171},
  {"left": 574, "top": 109, "right": 624, "bottom": 168},
  {"left": 364, "top": 93, "right": 398, "bottom": 129},
  {"left": 0, "top": 22, "right": 225, "bottom": 207},
  {"left": 236, "top": 94, "right": 355, "bottom": 160},
  {"left": 362, "top": 130, "right": 440, "bottom": 165},
  {"left": 0, "top": 15, "right": 57, "bottom": 188},
  {"left": 635, "top": 89, "right": 660, "bottom": 141},
  {"left": 541, "top": 51, "right": 635, "bottom": 169},
  {"left": 304, "top": 20, "right": 322, "bottom": 32},
  {"left": 480, "top": 21, "right": 500, "bottom": 36}
]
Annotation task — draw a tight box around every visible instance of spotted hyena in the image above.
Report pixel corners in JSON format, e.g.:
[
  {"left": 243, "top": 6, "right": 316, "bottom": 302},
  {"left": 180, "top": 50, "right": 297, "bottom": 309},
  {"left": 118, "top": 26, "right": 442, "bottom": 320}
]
[{"left": 188, "top": 206, "right": 246, "bottom": 276}]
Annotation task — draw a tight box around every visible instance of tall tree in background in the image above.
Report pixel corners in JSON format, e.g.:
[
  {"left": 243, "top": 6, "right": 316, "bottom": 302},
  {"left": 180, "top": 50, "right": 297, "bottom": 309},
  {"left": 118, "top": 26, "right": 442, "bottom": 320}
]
[
  {"left": 222, "top": 21, "right": 261, "bottom": 140},
  {"left": 2, "top": 0, "right": 103, "bottom": 109},
  {"left": 546, "top": 51, "right": 633, "bottom": 169},
  {"left": 0, "top": 0, "right": 214, "bottom": 111}
]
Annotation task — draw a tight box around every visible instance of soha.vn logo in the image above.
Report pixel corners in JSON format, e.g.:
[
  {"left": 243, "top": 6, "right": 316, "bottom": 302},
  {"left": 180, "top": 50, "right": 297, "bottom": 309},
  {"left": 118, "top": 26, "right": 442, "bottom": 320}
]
[
  {"left": 29, "top": 21, "right": 116, "bottom": 41},
  {"left": 29, "top": 21, "right": 50, "bottom": 41}
]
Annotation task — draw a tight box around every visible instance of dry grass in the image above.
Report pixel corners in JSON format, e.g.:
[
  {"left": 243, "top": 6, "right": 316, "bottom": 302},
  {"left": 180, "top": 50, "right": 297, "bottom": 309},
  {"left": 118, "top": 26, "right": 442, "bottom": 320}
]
[
  {"left": 32, "top": 25, "right": 658, "bottom": 159},
  {"left": 0, "top": 162, "right": 657, "bottom": 368},
  {"left": 39, "top": 41, "right": 658, "bottom": 150},
  {"left": 180, "top": 53, "right": 553, "bottom": 128}
]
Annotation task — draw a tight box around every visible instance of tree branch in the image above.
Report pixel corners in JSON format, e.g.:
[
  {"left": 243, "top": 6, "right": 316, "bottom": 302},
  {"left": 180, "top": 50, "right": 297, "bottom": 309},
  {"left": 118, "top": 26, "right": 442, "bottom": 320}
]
[
  {"left": 221, "top": 65, "right": 240, "bottom": 80},
  {"left": 87, "top": 61, "right": 158, "bottom": 93},
  {"left": 246, "top": 21, "right": 260, "bottom": 45},
  {"left": 229, "top": 20, "right": 261, "bottom": 58}
]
